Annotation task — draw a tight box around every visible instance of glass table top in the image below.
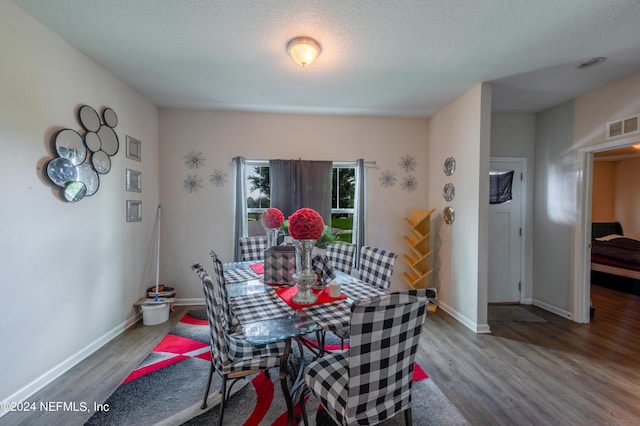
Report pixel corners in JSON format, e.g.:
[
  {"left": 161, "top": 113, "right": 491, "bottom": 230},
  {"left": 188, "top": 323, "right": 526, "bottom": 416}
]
[{"left": 241, "top": 310, "right": 320, "bottom": 346}]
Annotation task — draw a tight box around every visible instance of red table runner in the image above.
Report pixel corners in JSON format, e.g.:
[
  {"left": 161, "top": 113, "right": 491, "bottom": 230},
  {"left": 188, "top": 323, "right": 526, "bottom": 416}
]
[
  {"left": 249, "top": 262, "right": 264, "bottom": 274},
  {"left": 275, "top": 286, "right": 346, "bottom": 310}
]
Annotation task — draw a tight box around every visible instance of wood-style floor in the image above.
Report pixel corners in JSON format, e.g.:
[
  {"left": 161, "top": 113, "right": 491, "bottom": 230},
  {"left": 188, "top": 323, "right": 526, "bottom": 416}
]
[
  {"left": 4, "top": 285, "right": 640, "bottom": 425},
  {"left": 418, "top": 284, "right": 640, "bottom": 425}
]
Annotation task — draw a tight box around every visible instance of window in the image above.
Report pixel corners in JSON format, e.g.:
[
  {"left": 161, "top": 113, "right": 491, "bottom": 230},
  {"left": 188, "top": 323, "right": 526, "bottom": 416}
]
[{"left": 245, "top": 161, "right": 356, "bottom": 242}]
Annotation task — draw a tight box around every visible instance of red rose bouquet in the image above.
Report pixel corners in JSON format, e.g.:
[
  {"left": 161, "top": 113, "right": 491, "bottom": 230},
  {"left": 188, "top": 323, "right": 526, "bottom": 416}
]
[
  {"left": 260, "top": 208, "right": 285, "bottom": 229},
  {"left": 288, "top": 208, "right": 325, "bottom": 240}
]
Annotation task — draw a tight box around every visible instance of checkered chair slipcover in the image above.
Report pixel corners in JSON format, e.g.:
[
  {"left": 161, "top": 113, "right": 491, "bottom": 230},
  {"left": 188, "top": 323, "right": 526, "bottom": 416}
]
[
  {"left": 238, "top": 236, "right": 268, "bottom": 261},
  {"left": 358, "top": 245, "right": 398, "bottom": 290},
  {"left": 304, "top": 290, "right": 428, "bottom": 426},
  {"left": 209, "top": 251, "right": 241, "bottom": 333},
  {"left": 330, "top": 246, "right": 397, "bottom": 346},
  {"left": 326, "top": 242, "right": 355, "bottom": 275},
  {"left": 191, "top": 262, "right": 286, "bottom": 425}
]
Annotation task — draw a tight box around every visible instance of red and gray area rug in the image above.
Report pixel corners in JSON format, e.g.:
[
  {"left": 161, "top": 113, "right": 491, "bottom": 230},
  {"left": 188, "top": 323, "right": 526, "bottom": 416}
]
[{"left": 86, "top": 309, "right": 467, "bottom": 425}]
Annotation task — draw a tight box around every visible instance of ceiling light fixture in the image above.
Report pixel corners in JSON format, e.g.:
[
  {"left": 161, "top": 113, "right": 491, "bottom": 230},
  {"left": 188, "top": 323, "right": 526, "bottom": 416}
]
[
  {"left": 577, "top": 57, "right": 607, "bottom": 69},
  {"left": 287, "top": 36, "right": 321, "bottom": 67}
]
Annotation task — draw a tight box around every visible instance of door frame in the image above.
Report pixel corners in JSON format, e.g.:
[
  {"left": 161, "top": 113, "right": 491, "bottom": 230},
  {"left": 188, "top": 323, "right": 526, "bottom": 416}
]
[
  {"left": 490, "top": 156, "right": 527, "bottom": 304},
  {"left": 574, "top": 135, "right": 640, "bottom": 323}
]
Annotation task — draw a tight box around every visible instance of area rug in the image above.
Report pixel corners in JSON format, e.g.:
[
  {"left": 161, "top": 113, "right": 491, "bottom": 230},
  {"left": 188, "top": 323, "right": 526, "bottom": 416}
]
[
  {"left": 488, "top": 305, "right": 547, "bottom": 323},
  {"left": 87, "top": 309, "right": 468, "bottom": 425}
]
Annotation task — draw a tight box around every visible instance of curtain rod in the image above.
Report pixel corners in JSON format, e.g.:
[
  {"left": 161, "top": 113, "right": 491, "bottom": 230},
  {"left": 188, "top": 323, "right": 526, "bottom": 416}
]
[{"left": 232, "top": 157, "right": 376, "bottom": 165}]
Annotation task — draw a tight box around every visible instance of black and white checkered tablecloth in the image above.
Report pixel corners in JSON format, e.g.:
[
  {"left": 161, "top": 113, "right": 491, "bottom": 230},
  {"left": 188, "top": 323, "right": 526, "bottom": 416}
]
[
  {"left": 339, "top": 280, "right": 386, "bottom": 300},
  {"left": 230, "top": 291, "right": 293, "bottom": 324},
  {"left": 224, "top": 268, "right": 259, "bottom": 283},
  {"left": 226, "top": 262, "right": 386, "bottom": 333}
]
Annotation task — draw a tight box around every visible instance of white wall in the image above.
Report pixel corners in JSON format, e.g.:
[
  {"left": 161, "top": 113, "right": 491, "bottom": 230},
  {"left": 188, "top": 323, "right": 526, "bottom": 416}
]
[
  {"left": 533, "top": 71, "right": 640, "bottom": 321},
  {"left": 533, "top": 101, "right": 575, "bottom": 316},
  {"left": 0, "top": 2, "right": 159, "bottom": 406},
  {"left": 428, "top": 83, "right": 492, "bottom": 332},
  {"left": 158, "top": 109, "right": 429, "bottom": 301},
  {"left": 490, "top": 112, "right": 536, "bottom": 302},
  {"left": 614, "top": 157, "right": 640, "bottom": 240}
]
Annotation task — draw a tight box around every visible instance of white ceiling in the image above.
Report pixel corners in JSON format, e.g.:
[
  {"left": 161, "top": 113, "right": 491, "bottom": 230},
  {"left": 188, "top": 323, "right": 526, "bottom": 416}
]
[{"left": 12, "top": 0, "right": 640, "bottom": 117}]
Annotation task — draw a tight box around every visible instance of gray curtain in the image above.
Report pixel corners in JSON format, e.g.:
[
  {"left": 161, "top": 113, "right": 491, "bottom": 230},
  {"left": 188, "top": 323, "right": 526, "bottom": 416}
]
[
  {"left": 353, "top": 159, "right": 366, "bottom": 267},
  {"left": 233, "top": 157, "right": 247, "bottom": 262},
  {"left": 269, "top": 159, "right": 332, "bottom": 225}
]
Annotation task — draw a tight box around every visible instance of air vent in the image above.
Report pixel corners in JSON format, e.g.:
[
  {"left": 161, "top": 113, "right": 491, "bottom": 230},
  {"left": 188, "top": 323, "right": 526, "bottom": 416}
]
[{"left": 607, "top": 114, "right": 640, "bottom": 139}]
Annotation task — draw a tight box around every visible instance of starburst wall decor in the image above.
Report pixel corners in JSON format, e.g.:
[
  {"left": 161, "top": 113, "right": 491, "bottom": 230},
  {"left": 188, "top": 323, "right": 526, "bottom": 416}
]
[
  {"left": 184, "top": 151, "right": 205, "bottom": 169},
  {"left": 183, "top": 174, "right": 203, "bottom": 193},
  {"left": 210, "top": 169, "right": 228, "bottom": 187},
  {"left": 399, "top": 155, "right": 417, "bottom": 172},
  {"left": 401, "top": 175, "right": 418, "bottom": 192},
  {"left": 378, "top": 170, "right": 397, "bottom": 188}
]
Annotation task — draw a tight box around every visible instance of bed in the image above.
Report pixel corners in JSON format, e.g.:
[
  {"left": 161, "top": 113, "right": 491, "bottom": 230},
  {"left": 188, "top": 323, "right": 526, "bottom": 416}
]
[{"left": 591, "top": 222, "right": 640, "bottom": 294}]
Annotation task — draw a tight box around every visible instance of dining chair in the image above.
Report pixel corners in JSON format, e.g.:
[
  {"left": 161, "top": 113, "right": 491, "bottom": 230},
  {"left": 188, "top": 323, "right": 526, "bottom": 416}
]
[
  {"left": 358, "top": 245, "right": 398, "bottom": 290},
  {"left": 304, "top": 290, "right": 428, "bottom": 425},
  {"left": 329, "top": 245, "right": 398, "bottom": 350},
  {"left": 238, "top": 235, "right": 268, "bottom": 261},
  {"left": 191, "top": 262, "right": 286, "bottom": 426},
  {"left": 326, "top": 242, "right": 355, "bottom": 275}
]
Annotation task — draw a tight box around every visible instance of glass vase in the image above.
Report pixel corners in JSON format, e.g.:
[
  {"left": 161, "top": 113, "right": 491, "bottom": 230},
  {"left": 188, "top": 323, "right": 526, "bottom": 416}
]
[
  {"left": 292, "top": 239, "right": 318, "bottom": 305},
  {"left": 264, "top": 226, "right": 280, "bottom": 249}
]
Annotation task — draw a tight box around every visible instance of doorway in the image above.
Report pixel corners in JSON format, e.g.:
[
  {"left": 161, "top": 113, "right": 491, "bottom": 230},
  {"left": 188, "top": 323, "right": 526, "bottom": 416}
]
[
  {"left": 576, "top": 138, "right": 640, "bottom": 322},
  {"left": 489, "top": 157, "right": 526, "bottom": 303}
]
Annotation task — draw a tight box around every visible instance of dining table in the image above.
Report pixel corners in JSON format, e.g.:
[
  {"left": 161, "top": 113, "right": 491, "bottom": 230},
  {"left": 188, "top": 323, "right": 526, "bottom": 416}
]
[{"left": 222, "top": 259, "right": 386, "bottom": 426}]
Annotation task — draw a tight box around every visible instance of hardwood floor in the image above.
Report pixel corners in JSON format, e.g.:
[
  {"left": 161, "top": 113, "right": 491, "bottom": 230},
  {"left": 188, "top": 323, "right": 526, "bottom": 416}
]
[
  {"left": 418, "top": 284, "right": 640, "bottom": 425},
  {"left": 4, "top": 286, "right": 640, "bottom": 425}
]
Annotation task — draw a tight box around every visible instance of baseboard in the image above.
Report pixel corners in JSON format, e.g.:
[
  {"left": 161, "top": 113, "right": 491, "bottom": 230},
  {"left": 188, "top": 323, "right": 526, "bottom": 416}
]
[
  {"left": 174, "top": 297, "right": 205, "bottom": 306},
  {"left": 0, "top": 312, "right": 141, "bottom": 418},
  {"left": 435, "top": 301, "right": 491, "bottom": 334},
  {"left": 532, "top": 298, "right": 571, "bottom": 320}
]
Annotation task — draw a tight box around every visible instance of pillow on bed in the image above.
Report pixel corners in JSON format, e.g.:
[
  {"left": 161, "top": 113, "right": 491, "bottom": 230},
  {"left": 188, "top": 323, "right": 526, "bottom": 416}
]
[{"left": 595, "top": 234, "right": 624, "bottom": 241}]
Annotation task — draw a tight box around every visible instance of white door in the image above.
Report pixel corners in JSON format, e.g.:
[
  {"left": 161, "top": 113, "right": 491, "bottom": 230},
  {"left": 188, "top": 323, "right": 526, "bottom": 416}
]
[{"left": 488, "top": 159, "right": 524, "bottom": 303}]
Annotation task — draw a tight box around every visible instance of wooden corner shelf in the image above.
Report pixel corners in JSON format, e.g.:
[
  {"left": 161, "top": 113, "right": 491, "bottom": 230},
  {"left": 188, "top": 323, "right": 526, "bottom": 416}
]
[{"left": 402, "top": 209, "right": 435, "bottom": 290}]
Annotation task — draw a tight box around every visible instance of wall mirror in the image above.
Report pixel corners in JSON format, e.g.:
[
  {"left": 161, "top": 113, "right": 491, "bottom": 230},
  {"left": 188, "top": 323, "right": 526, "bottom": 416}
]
[
  {"left": 443, "top": 183, "right": 455, "bottom": 201},
  {"left": 444, "top": 205, "right": 455, "bottom": 224},
  {"left": 444, "top": 157, "right": 456, "bottom": 176},
  {"left": 46, "top": 104, "right": 119, "bottom": 202}
]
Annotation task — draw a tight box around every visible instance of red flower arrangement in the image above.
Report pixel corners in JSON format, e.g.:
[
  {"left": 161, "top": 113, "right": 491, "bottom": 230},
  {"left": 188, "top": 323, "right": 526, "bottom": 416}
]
[
  {"left": 261, "top": 208, "right": 285, "bottom": 229},
  {"left": 288, "top": 208, "right": 325, "bottom": 240}
]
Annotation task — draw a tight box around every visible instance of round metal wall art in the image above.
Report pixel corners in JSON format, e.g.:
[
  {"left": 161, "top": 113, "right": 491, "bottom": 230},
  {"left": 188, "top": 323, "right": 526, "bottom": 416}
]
[
  {"left": 46, "top": 104, "right": 119, "bottom": 202},
  {"left": 443, "top": 183, "right": 455, "bottom": 201},
  {"left": 79, "top": 105, "right": 101, "bottom": 132},
  {"left": 443, "top": 205, "right": 455, "bottom": 224},
  {"left": 444, "top": 156, "right": 456, "bottom": 176}
]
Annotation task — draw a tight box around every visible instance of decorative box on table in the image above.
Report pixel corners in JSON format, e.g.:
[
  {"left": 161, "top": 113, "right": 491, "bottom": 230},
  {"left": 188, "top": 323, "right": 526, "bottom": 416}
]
[{"left": 264, "top": 245, "right": 296, "bottom": 285}]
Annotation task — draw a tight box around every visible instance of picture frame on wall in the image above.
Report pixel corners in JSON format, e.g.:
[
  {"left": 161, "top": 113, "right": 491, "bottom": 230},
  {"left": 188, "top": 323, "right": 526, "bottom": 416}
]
[
  {"left": 126, "top": 200, "right": 142, "bottom": 222},
  {"left": 126, "top": 168, "right": 141, "bottom": 192},
  {"left": 126, "top": 135, "right": 141, "bottom": 162}
]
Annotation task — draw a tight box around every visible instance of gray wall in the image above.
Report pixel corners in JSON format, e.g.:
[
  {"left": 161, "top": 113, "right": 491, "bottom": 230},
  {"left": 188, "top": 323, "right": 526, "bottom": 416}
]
[{"left": 490, "top": 112, "right": 536, "bottom": 302}]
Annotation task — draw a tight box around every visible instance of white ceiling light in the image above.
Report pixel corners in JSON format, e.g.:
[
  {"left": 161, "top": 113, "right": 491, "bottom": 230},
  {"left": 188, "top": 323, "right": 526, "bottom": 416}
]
[{"left": 287, "top": 37, "right": 321, "bottom": 67}]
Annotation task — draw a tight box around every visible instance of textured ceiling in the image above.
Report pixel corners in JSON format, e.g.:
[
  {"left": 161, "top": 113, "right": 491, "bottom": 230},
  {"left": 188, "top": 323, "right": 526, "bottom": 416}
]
[{"left": 11, "top": 0, "right": 640, "bottom": 117}]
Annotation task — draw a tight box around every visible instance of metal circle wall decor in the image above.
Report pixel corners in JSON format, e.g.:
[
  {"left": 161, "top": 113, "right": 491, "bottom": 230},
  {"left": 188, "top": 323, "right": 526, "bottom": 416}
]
[
  {"left": 443, "top": 183, "right": 455, "bottom": 201},
  {"left": 54, "top": 129, "right": 86, "bottom": 165},
  {"left": 443, "top": 205, "right": 455, "bottom": 224},
  {"left": 79, "top": 105, "right": 101, "bottom": 132},
  {"left": 45, "top": 104, "right": 119, "bottom": 202},
  {"left": 444, "top": 156, "right": 456, "bottom": 176},
  {"left": 103, "top": 108, "right": 118, "bottom": 128},
  {"left": 85, "top": 131, "right": 101, "bottom": 152}
]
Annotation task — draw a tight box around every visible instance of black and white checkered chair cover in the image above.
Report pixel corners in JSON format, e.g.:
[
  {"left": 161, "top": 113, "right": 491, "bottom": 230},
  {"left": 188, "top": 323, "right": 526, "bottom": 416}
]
[
  {"left": 191, "top": 262, "right": 285, "bottom": 424},
  {"left": 326, "top": 242, "right": 355, "bottom": 275},
  {"left": 305, "top": 290, "right": 428, "bottom": 425},
  {"left": 358, "top": 246, "right": 398, "bottom": 291},
  {"left": 209, "top": 251, "right": 241, "bottom": 333},
  {"left": 238, "top": 235, "right": 268, "bottom": 261}
]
